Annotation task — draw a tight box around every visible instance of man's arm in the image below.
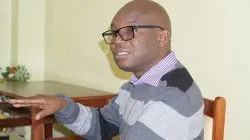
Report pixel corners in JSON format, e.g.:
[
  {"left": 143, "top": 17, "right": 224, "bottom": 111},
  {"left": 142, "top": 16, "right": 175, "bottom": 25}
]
[{"left": 55, "top": 94, "right": 120, "bottom": 140}]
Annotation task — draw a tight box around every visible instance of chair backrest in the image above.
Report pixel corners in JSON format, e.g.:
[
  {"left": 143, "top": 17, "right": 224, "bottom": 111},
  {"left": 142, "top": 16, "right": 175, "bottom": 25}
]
[{"left": 203, "top": 97, "right": 226, "bottom": 140}]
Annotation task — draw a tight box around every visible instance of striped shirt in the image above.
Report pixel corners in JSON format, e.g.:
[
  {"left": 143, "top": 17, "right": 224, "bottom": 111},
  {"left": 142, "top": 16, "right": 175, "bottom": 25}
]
[{"left": 130, "top": 51, "right": 177, "bottom": 86}]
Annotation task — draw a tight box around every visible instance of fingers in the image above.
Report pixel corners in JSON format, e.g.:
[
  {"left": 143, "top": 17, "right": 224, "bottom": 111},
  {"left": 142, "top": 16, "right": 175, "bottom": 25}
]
[
  {"left": 11, "top": 103, "right": 41, "bottom": 108},
  {"left": 9, "top": 98, "right": 42, "bottom": 104},
  {"left": 11, "top": 103, "right": 31, "bottom": 108},
  {"left": 8, "top": 96, "right": 45, "bottom": 107}
]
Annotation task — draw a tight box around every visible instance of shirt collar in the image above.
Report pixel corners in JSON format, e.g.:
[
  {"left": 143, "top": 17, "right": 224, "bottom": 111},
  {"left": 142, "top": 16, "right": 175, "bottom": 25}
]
[{"left": 129, "top": 51, "right": 177, "bottom": 86}]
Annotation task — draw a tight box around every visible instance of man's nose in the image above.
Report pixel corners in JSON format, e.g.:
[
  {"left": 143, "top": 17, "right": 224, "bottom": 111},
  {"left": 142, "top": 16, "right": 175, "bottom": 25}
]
[{"left": 113, "top": 33, "right": 124, "bottom": 45}]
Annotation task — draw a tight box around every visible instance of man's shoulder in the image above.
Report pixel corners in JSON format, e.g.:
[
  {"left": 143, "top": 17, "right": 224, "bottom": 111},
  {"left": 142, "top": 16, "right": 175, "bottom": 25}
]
[
  {"left": 153, "top": 63, "right": 203, "bottom": 117},
  {"left": 159, "top": 62, "right": 194, "bottom": 92}
]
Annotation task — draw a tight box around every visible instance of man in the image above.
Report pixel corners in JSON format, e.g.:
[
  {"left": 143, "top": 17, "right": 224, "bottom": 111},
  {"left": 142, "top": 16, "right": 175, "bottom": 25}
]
[{"left": 9, "top": 0, "right": 204, "bottom": 140}]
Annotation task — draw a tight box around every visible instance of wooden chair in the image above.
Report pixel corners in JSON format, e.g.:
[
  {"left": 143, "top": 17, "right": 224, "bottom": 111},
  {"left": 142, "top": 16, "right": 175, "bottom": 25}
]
[
  {"left": 44, "top": 97, "right": 226, "bottom": 140},
  {"left": 204, "top": 97, "right": 226, "bottom": 140}
]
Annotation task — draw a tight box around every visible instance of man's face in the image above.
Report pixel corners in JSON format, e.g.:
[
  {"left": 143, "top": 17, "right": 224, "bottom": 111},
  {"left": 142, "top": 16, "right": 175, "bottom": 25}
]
[{"left": 108, "top": 12, "right": 161, "bottom": 73}]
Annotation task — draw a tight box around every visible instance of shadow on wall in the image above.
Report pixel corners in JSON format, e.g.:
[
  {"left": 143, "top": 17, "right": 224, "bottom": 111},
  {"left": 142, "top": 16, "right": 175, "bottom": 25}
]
[{"left": 98, "top": 40, "right": 132, "bottom": 80}]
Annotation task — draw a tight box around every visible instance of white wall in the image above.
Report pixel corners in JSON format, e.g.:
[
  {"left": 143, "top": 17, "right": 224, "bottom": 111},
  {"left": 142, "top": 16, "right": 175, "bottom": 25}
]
[
  {"left": 17, "top": 0, "right": 45, "bottom": 81},
  {"left": 0, "top": 0, "right": 12, "bottom": 67},
  {"left": 227, "top": 0, "right": 250, "bottom": 137},
  {"left": 0, "top": 0, "right": 45, "bottom": 81}
]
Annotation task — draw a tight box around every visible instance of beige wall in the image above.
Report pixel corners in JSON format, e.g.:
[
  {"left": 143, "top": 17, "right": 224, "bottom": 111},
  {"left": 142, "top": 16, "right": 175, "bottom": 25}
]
[
  {"left": 0, "top": 0, "right": 45, "bottom": 81},
  {"left": 0, "top": 0, "right": 12, "bottom": 67},
  {"left": 17, "top": 0, "right": 45, "bottom": 81},
  {"left": 44, "top": 0, "right": 131, "bottom": 93},
  {"left": 0, "top": 0, "right": 249, "bottom": 139}
]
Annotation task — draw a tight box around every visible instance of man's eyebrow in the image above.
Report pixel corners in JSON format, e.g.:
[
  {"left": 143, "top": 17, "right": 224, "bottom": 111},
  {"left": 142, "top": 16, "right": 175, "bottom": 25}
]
[{"left": 128, "top": 20, "right": 139, "bottom": 24}]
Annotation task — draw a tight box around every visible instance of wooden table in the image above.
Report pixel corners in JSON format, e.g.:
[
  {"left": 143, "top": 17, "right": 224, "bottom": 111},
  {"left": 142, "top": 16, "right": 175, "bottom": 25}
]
[{"left": 0, "top": 80, "right": 116, "bottom": 140}]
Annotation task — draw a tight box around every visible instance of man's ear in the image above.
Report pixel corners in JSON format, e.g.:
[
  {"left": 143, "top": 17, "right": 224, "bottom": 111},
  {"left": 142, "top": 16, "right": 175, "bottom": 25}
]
[{"left": 158, "top": 30, "right": 170, "bottom": 48}]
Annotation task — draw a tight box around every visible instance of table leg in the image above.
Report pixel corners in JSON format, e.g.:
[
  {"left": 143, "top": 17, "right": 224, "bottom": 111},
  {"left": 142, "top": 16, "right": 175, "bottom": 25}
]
[{"left": 31, "top": 107, "right": 44, "bottom": 140}]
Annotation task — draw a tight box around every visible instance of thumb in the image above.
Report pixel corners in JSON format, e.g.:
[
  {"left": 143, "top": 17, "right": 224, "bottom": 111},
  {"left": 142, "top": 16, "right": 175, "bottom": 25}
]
[{"left": 36, "top": 108, "right": 52, "bottom": 120}]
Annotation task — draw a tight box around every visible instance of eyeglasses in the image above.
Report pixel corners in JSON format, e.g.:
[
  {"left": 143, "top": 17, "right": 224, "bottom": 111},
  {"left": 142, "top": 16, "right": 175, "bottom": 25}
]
[{"left": 102, "top": 25, "right": 164, "bottom": 44}]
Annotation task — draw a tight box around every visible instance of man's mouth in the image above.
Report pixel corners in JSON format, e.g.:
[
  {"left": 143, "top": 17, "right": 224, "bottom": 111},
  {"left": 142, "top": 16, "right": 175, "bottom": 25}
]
[
  {"left": 114, "top": 51, "right": 130, "bottom": 59},
  {"left": 117, "top": 52, "right": 129, "bottom": 56}
]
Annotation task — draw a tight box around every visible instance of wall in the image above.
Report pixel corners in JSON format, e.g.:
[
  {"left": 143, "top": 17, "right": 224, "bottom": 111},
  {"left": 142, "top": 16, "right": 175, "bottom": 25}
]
[
  {"left": 17, "top": 0, "right": 45, "bottom": 81},
  {"left": 44, "top": 0, "right": 132, "bottom": 93},
  {"left": 0, "top": 0, "right": 12, "bottom": 67},
  {"left": 0, "top": 0, "right": 45, "bottom": 81}
]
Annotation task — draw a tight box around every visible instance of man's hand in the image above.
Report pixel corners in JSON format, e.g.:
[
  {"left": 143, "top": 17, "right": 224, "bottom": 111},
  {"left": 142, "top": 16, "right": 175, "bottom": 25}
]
[{"left": 8, "top": 95, "right": 67, "bottom": 120}]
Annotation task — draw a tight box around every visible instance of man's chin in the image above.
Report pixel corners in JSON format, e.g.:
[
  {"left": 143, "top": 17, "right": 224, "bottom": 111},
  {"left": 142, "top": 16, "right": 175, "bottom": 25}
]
[{"left": 116, "top": 64, "right": 133, "bottom": 72}]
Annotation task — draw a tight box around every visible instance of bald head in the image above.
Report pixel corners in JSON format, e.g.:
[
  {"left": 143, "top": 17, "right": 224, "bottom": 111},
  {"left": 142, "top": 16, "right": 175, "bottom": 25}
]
[
  {"left": 107, "top": 0, "right": 173, "bottom": 77},
  {"left": 113, "top": 0, "right": 171, "bottom": 36}
]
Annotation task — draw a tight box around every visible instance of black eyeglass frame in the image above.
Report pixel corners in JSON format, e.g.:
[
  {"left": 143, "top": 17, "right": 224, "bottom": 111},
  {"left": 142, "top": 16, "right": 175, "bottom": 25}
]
[{"left": 102, "top": 25, "right": 164, "bottom": 44}]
